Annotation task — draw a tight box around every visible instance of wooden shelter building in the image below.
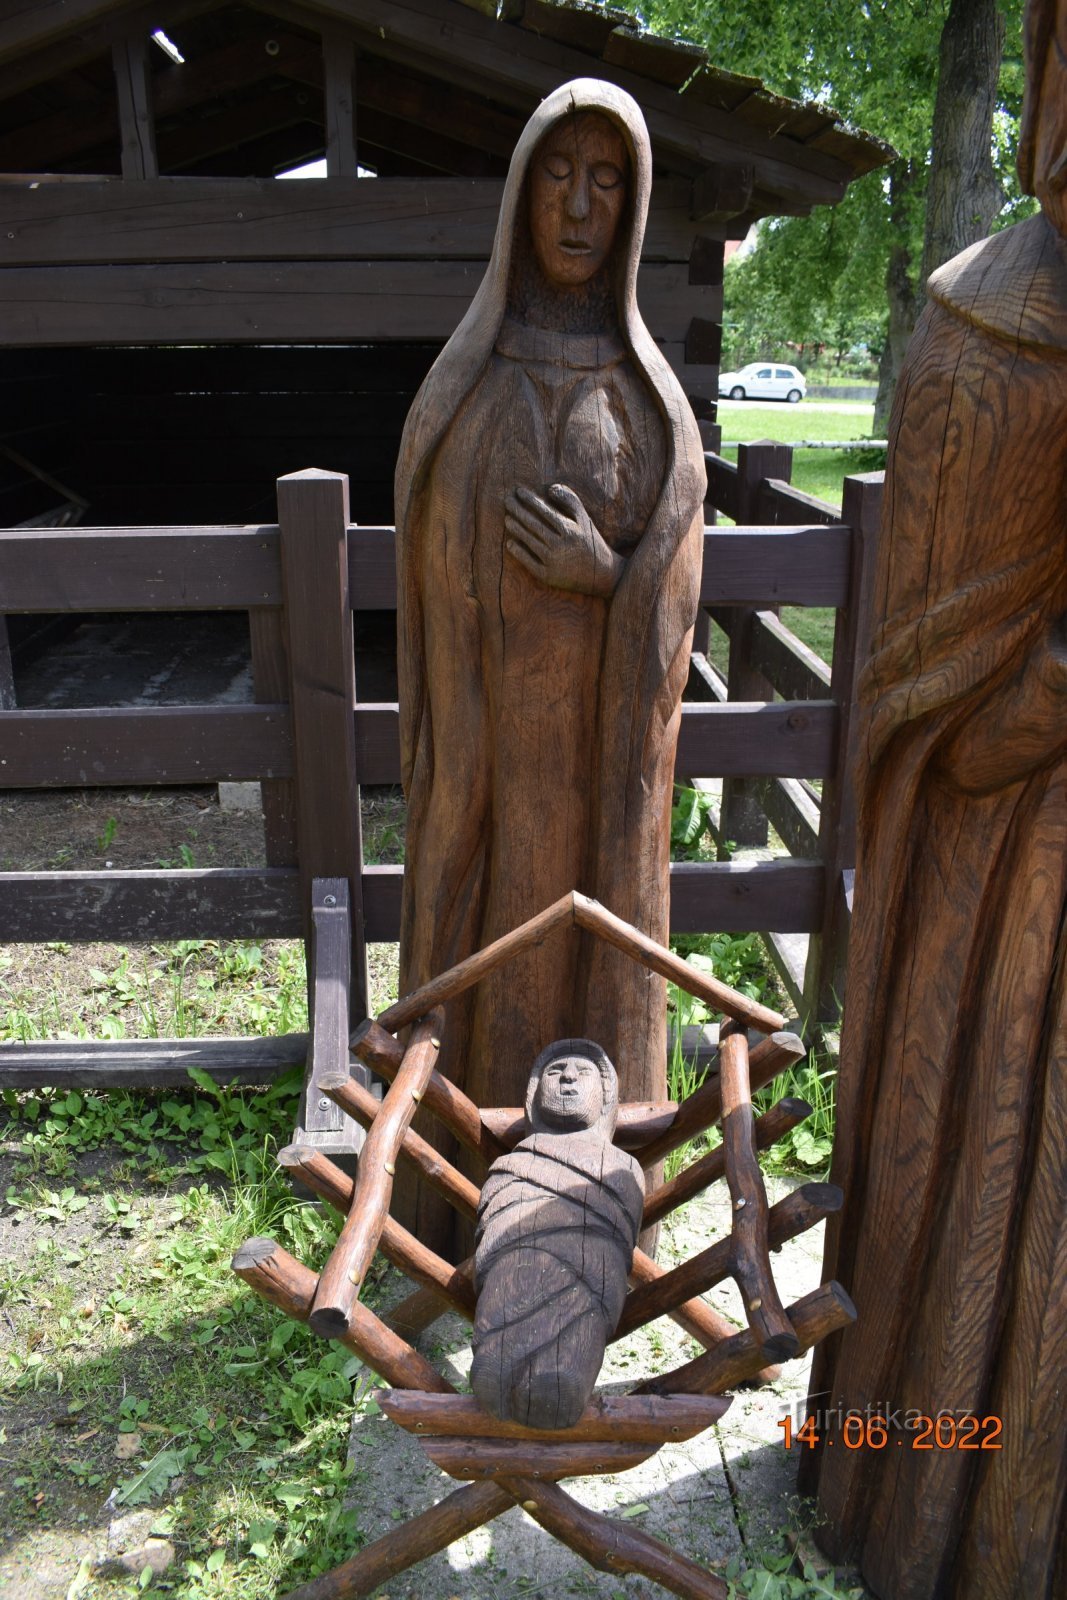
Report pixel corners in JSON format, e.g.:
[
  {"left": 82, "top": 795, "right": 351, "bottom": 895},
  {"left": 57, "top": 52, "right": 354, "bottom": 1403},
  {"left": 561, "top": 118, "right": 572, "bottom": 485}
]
[{"left": 0, "top": 0, "right": 889, "bottom": 538}]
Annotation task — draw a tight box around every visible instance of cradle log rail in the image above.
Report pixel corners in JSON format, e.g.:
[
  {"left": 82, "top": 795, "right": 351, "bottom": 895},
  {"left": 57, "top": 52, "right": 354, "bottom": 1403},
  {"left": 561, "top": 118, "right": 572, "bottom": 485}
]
[
  {"left": 276, "top": 1144, "right": 477, "bottom": 1320},
  {"left": 232, "top": 1236, "right": 450, "bottom": 1395},
  {"left": 351, "top": 1016, "right": 507, "bottom": 1165},
  {"left": 572, "top": 893, "right": 786, "bottom": 1033},
  {"left": 234, "top": 1241, "right": 729, "bottom": 1600},
  {"left": 379, "top": 1391, "right": 731, "bottom": 1443},
  {"left": 320, "top": 1069, "right": 481, "bottom": 1221},
  {"left": 482, "top": 1098, "right": 678, "bottom": 1150},
  {"left": 309, "top": 1012, "right": 444, "bottom": 1338},
  {"left": 616, "top": 1182, "right": 842, "bottom": 1341},
  {"left": 635, "top": 1029, "right": 805, "bottom": 1169},
  {"left": 640, "top": 1097, "right": 813, "bottom": 1229},
  {"left": 636, "top": 1281, "right": 857, "bottom": 1398},
  {"left": 313, "top": 1068, "right": 748, "bottom": 1356},
  {"left": 717, "top": 1026, "right": 798, "bottom": 1361},
  {"left": 371, "top": 892, "right": 785, "bottom": 1040}
]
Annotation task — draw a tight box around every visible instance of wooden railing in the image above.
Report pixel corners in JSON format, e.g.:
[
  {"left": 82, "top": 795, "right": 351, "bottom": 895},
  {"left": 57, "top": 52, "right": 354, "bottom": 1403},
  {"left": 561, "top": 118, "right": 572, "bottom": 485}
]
[
  {"left": 0, "top": 453, "right": 881, "bottom": 1137},
  {"left": 695, "top": 437, "right": 882, "bottom": 1023}
]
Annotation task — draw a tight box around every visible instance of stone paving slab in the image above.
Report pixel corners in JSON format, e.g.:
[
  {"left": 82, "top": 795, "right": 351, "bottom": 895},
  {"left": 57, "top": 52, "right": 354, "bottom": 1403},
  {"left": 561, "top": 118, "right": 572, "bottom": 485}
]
[{"left": 344, "top": 1175, "right": 864, "bottom": 1599}]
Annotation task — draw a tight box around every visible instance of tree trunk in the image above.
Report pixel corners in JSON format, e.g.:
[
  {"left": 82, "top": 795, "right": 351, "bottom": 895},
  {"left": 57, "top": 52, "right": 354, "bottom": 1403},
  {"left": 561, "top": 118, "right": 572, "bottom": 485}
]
[
  {"left": 919, "top": 0, "right": 1006, "bottom": 295},
  {"left": 873, "top": 0, "right": 1006, "bottom": 434},
  {"left": 872, "top": 162, "right": 919, "bottom": 436}
]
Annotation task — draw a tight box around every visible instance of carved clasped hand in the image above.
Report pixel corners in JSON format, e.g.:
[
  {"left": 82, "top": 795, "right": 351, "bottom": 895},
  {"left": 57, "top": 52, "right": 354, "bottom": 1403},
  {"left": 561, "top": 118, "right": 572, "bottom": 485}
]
[{"left": 504, "top": 483, "right": 625, "bottom": 597}]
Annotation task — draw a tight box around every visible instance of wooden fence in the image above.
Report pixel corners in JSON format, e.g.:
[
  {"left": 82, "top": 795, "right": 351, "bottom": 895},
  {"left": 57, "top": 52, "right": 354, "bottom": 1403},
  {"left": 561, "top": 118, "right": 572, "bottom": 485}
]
[
  {"left": 0, "top": 453, "right": 881, "bottom": 1141},
  {"left": 695, "top": 438, "right": 882, "bottom": 1020}
]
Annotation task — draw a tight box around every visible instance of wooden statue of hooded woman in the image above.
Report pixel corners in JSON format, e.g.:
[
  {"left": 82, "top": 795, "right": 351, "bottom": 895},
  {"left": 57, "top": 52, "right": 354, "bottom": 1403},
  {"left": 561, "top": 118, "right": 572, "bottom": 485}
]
[
  {"left": 802, "top": 3, "right": 1066, "bottom": 1595},
  {"left": 393, "top": 80, "right": 706, "bottom": 1251}
]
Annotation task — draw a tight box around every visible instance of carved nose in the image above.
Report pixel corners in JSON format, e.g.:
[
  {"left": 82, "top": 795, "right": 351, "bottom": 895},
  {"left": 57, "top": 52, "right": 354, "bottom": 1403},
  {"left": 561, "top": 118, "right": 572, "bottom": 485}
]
[{"left": 565, "top": 175, "right": 590, "bottom": 220}]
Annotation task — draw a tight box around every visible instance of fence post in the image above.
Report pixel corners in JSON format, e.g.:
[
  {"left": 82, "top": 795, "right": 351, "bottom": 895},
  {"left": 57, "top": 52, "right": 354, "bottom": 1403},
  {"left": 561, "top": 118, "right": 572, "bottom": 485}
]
[
  {"left": 802, "top": 470, "right": 883, "bottom": 1032},
  {"left": 692, "top": 418, "right": 723, "bottom": 656},
  {"left": 719, "top": 440, "right": 793, "bottom": 848},
  {"left": 277, "top": 469, "right": 370, "bottom": 1166}
]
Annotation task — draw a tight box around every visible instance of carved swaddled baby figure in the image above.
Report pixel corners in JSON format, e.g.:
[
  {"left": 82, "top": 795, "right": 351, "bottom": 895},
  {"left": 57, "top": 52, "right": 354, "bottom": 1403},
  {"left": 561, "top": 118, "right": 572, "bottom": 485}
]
[{"left": 470, "top": 1040, "right": 644, "bottom": 1429}]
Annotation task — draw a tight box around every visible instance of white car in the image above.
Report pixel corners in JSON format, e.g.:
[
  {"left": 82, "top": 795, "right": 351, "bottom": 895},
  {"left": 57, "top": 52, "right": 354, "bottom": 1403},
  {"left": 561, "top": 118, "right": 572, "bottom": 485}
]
[{"left": 718, "top": 362, "right": 806, "bottom": 403}]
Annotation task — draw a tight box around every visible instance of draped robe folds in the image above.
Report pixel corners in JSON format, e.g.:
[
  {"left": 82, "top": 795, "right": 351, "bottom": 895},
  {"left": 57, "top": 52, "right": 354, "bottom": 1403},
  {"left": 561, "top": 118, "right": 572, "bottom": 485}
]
[
  {"left": 393, "top": 80, "right": 706, "bottom": 1255},
  {"left": 470, "top": 1131, "right": 644, "bottom": 1428},
  {"left": 804, "top": 213, "right": 1067, "bottom": 1600}
]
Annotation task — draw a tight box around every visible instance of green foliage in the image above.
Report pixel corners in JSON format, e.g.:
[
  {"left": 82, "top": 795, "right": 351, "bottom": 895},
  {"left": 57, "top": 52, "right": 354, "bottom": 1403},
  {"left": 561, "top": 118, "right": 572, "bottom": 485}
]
[
  {"left": 0, "top": 1061, "right": 369, "bottom": 1597},
  {"left": 641, "top": 0, "right": 1033, "bottom": 364}
]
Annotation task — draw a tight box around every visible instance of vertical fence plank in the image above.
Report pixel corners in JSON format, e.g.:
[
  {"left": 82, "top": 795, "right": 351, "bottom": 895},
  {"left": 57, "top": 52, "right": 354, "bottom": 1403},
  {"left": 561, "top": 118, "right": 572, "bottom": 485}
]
[
  {"left": 802, "top": 471, "right": 883, "bottom": 1030},
  {"left": 278, "top": 470, "right": 369, "bottom": 1162},
  {"left": 719, "top": 440, "right": 793, "bottom": 847}
]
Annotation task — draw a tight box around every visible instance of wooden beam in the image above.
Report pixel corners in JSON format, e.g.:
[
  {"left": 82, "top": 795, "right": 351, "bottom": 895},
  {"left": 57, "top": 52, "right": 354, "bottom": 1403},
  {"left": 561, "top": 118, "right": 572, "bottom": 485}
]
[
  {"left": 0, "top": 2, "right": 214, "bottom": 101},
  {"left": 322, "top": 28, "right": 357, "bottom": 176},
  {"left": 0, "top": 867, "right": 302, "bottom": 942},
  {"left": 0, "top": 1, "right": 142, "bottom": 69},
  {"left": 0, "top": 1034, "right": 309, "bottom": 1090},
  {"left": 252, "top": 0, "right": 853, "bottom": 205},
  {"left": 112, "top": 34, "right": 157, "bottom": 179},
  {"left": 0, "top": 527, "right": 281, "bottom": 610},
  {"left": 0, "top": 176, "right": 696, "bottom": 266},
  {"left": 0, "top": 259, "right": 709, "bottom": 345},
  {"left": 0, "top": 704, "right": 291, "bottom": 787}
]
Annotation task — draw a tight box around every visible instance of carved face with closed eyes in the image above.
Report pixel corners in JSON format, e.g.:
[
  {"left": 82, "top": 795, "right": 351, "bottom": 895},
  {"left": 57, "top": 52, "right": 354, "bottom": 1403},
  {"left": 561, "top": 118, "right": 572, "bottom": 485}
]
[{"left": 528, "top": 111, "right": 629, "bottom": 289}]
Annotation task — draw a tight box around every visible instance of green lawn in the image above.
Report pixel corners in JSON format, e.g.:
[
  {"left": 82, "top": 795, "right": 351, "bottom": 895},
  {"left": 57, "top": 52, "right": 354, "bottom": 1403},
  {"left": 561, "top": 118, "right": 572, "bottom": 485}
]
[{"left": 714, "top": 399, "right": 884, "bottom": 513}]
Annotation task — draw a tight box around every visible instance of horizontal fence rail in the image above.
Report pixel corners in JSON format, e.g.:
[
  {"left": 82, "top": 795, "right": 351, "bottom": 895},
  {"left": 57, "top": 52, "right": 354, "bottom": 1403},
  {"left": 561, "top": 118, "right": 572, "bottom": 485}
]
[{"left": 0, "top": 523, "right": 851, "bottom": 614}]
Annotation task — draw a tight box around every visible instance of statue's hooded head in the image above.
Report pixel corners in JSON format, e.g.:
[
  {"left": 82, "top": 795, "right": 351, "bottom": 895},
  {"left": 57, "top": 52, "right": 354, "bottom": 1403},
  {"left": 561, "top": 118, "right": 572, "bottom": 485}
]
[
  {"left": 525, "top": 1037, "right": 620, "bottom": 1138},
  {"left": 395, "top": 78, "right": 693, "bottom": 535},
  {"left": 1018, "top": 0, "right": 1067, "bottom": 235}
]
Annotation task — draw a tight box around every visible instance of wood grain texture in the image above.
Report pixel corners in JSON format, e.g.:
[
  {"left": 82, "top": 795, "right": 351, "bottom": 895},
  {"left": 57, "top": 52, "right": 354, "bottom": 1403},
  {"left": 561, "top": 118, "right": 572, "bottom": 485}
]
[
  {"left": 0, "top": 705, "right": 291, "bottom": 787},
  {"left": 0, "top": 177, "right": 698, "bottom": 265},
  {"left": 0, "top": 868, "right": 301, "bottom": 942},
  {"left": 0, "top": 1034, "right": 307, "bottom": 1089},
  {"left": 0, "top": 527, "right": 281, "bottom": 611},
  {"left": 807, "top": 95, "right": 1067, "bottom": 1594},
  {"left": 418, "top": 1436, "right": 656, "bottom": 1479},
  {"left": 394, "top": 85, "right": 707, "bottom": 1254},
  {"left": 379, "top": 1390, "right": 730, "bottom": 1443}
]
